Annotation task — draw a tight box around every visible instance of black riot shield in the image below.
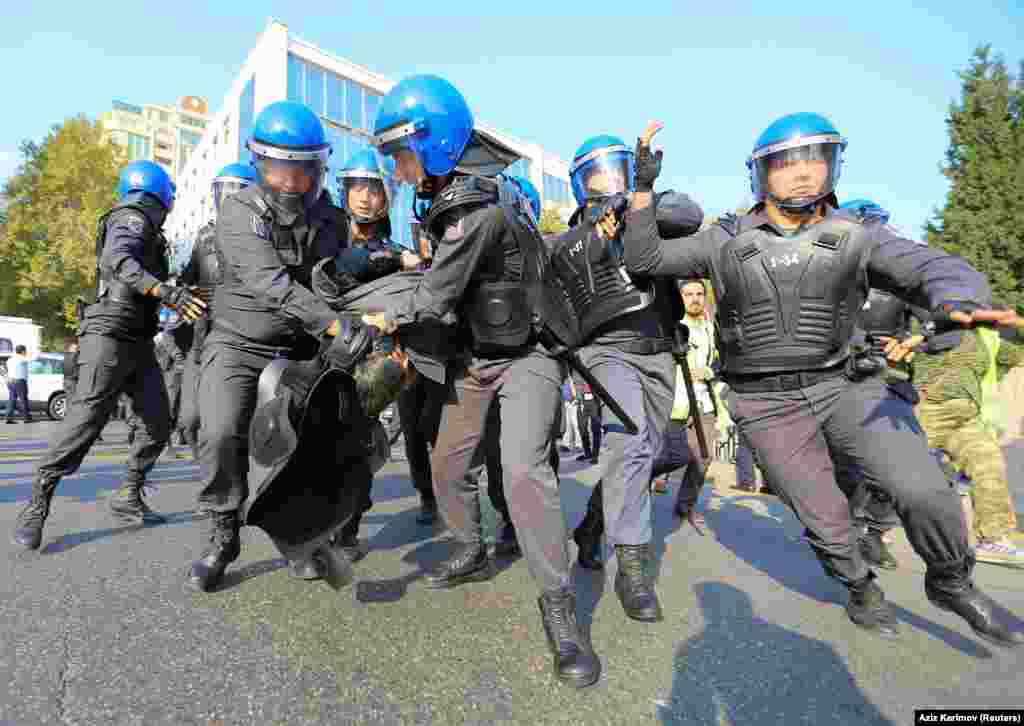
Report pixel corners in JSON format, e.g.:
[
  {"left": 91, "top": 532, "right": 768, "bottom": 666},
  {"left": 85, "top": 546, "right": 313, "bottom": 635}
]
[{"left": 242, "top": 328, "right": 379, "bottom": 563}]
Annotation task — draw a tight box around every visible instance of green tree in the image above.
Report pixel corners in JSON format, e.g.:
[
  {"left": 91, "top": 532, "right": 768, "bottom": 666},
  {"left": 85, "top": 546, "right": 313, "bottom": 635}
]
[
  {"left": 539, "top": 206, "right": 568, "bottom": 236},
  {"left": 0, "top": 116, "right": 124, "bottom": 346},
  {"left": 926, "top": 46, "right": 1024, "bottom": 307}
]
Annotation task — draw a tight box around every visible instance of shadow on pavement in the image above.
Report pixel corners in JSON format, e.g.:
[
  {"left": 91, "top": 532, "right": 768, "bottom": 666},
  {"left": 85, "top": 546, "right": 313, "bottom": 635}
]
[
  {"left": 705, "top": 493, "right": 993, "bottom": 659},
  {"left": 0, "top": 461, "right": 201, "bottom": 503},
  {"left": 659, "top": 582, "right": 897, "bottom": 725},
  {"left": 40, "top": 510, "right": 201, "bottom": 555}
]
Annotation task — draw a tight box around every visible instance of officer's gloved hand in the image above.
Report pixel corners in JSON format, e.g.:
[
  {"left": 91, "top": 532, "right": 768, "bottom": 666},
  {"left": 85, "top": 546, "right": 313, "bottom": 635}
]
[
  {"left": 312, "top": 258, "right": 361, "bottom": 310},
  {"left": 365, "top": 250, "right": 401, "bottom": 279},
  {"left": 634, "top": 120, "right": 665, "bottom": 192},
  {"left": 158, "top": 284, "right": 207, "bottom": 322}
]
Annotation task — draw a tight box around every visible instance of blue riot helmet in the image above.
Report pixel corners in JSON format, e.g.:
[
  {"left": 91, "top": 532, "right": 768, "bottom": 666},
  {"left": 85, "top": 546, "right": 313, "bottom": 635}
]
[
  {"left": 337, "top": 149, "right": 397, "bottom": 224},
  {"left": 840, "top": 198, "right": 891, "bottom": 225},
  {"left": 117, "top": 160, "right": 175, "bottom": 211},
  {"left": 247, "top": 101, "right": 331, "bottom": 215},
  {"left": 371, "top": 75, "right": 474, "bottom": 194},
  {"left": 507, "top": 174, "right": 541, "bottom": 223},
  {"left": 747, "top": 112, "right": 846, "bottom": 215},
  {"left": 212, "top": 162, "right": 257, "bottom": 216},
  {"left": 570, "top": 135, "right": 635, "bottom": 208}
]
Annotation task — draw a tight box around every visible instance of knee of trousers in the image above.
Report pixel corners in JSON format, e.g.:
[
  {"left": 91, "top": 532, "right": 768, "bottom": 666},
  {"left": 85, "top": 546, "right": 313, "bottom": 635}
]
[{"left": 896, "top": 479, "right": 963, "bottom": 523}]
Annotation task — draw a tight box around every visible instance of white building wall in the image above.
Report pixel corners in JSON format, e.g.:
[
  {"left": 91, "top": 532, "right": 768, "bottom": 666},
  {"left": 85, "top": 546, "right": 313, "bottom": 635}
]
[{"left": 167, "top": 18, "right": 572, "bottom": 251}]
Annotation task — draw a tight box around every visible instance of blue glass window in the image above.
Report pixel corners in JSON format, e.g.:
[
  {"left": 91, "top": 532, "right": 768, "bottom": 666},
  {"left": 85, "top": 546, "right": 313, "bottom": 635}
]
[
  {"left": 305, "top": 65, "right": 324, "bottom": 116},
  {"left": 326, "top": 73, "right": 345, "bottom": 123},
  {"left": 507, "top": 158, "right": 531, "bottom": 179},
  {"left": 364, "top": 92, "right": 381, "bottom": 132},
  {"left": 287, "top": 54, "right": 304, "bottom": 104},
  {"left": 345, "top": 80, "right": 364, "bottom": 130},
  {"left": 237, "top": 77, "right": 255, "bottom": 162}
]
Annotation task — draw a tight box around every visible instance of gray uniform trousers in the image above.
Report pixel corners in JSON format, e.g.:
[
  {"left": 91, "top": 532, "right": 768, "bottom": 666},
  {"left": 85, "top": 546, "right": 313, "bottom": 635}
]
[
  {"left": 178, "top": 351, "right": 202, "bottom": 452},
  {"left": 196, "top": 342, "right": 277, "bottom": 512},
  {"left": 576, "top": 346, "right": 675, "bottom": 546},
  {"left": 725, "top": 372, "right": 969, "bottom": 586},
  {"left": 430, "top": 348, "right": 569, "bottom": 593},
  {"left": 37, "top": 333, "right": 170, "bottom": 484}
]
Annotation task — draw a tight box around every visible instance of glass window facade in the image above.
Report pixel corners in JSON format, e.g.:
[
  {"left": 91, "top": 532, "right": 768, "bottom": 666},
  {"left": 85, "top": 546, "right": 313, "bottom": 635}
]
[
  {"left": 287, "top": 54, "right": 407, "bottom": 245},
  {"left": 123, "top": 132, "right": 152, "bottom": 162},
  {"left": 237, "top": 76, "right": 255, "bottom": 162},
  {"left": 543, "top": 173, "right": 572, "bottom": 208},
  {"left": 506, "top": 158, "right": 531, "bottom": 180}
]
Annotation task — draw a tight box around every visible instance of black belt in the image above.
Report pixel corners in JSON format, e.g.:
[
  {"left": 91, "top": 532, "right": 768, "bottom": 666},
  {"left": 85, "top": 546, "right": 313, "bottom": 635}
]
[
  {"left": 609, "top": 338, "right": 674, "bottom": 356},
  {"left": 724, "top": 361, "right": 846, "bottom": 393}
]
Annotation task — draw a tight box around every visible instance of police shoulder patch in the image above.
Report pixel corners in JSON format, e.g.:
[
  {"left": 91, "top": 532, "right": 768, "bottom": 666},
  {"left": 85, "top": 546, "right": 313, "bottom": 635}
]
[{"left": 116, "top": 210, "right": 147, "bottom": 236}]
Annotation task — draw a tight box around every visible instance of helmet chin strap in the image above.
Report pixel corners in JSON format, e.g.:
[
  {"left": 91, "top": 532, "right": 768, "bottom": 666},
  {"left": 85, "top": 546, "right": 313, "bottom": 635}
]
[{"left": 769, "top": 189, "right": 828, "bottom": 218}]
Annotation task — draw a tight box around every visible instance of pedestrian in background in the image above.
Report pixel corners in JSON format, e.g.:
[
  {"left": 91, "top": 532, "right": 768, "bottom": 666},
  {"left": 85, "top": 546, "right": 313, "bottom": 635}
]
[{"left": 5, "top": 345, "right": 32, "bottom": 424}]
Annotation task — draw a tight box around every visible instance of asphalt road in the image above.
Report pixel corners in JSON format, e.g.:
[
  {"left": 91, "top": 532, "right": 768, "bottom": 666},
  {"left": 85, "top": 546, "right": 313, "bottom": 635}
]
[{"left": 1, "top": 420, "right": 1022, "bottom": 725}]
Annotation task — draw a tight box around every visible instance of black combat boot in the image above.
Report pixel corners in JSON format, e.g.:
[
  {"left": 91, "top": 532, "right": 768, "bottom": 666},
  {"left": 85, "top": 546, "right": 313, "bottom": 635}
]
[
  {"left": 12, "top": 474, "right": 60, "bottom": 550},
  {"left": 187, "top": 510, "right": 241, "bottom": 592},
  {"left": 846, "top": 572, "right": 900, "bottom": 638},
  {"left": 108, "top": 481, "right": 167, "bottom": 525},
  {"left": 573, "top": 483, "right": 604, "bottom": 570},
  {"left": 926, "top": 554, "right": 1024, "bottom": 647},
  {"left": 537, "top": 590, "right": 601, "bottom": 688},
  {"left": 415, "top": 497, "right": 438, "bottom": 526},
  {"left": 424, "top": 543, "right": 494, "bottom": 589},
  {"left": 330, "top": 516, "right": 367, "bottom": 564},
  {"left": 289, "top": 549, "right": 328, "bottom": 580},
  {"left": 614, "top": 543, "right": 663, "bottom": 622},
  {"left": 859, "top": 528, "right": 898, "bottom": 570}
]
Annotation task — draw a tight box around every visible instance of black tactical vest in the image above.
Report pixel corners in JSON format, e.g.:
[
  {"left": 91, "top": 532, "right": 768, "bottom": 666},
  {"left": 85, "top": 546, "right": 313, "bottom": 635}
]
[
  {"left": 548, "top": 222, "right": 655, "bottom": 345},
  {"left": 715, "top": 215, "right": 874, "bottom": 374},
  {"left": 424, "top": 175, "right": 544, "bottom": 356}
]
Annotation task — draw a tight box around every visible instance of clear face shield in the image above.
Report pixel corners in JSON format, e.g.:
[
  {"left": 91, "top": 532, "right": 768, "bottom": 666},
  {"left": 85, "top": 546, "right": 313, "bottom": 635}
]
[
  {"left": 750, "top": 136, "right": 843, "bottom": 211},
  {"left": 340, "top": 154, "right": 396, "bottom": 224},
  {"left": 249, "top": 139, "right": 329, "bottom": 216},
  {"left": 571, "top": 146, "right": 635, "bottom": 208}
]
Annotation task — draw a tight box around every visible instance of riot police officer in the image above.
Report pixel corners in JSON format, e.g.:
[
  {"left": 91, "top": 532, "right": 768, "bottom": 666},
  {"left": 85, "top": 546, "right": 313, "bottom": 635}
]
[
  {"left": 178, "top": 163, "right": 257, "bottom": 457},
  {"left": 330, "top": 149, "right": 424, "bottom": 560},
  {"left": 622, "top": 115, "right": 1023, "bottom": 646},
  {"left": 366, "top": 74, "right": 601, "bottom": 687},
  {"left": 550, "top": 134, "right": 702, "bottom": 622},
  {"left": 12, "top": 161, "right": 207, "bottom": 550},
  {"left": 186, "top": 101, "right": 349, "bottom": 592}
]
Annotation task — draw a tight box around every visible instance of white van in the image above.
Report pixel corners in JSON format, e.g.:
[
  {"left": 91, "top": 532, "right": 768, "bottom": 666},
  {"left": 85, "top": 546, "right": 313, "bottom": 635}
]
[{"left": 0, "top": 352, "right": 69, "bottom": 421}]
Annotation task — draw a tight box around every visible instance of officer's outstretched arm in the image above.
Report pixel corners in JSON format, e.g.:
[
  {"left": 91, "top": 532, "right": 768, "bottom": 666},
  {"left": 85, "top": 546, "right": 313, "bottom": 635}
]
[{"left": 382, "top": 204, "right": 501, "bottom": 331}]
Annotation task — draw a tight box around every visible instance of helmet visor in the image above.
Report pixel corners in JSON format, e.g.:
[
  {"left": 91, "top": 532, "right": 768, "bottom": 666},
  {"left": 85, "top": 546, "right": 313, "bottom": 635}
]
[
  {"left": 752, "top": 141, "right": 842, "bottom": 205},
  {"left": 570, "top": 147, "right": 634, "bottom": 205},
  {"left": 253, "top": 155, "right": 326, "bottom": 213},
  {"left": 343, "top": 178, "right": 392, "bottom": 223}
]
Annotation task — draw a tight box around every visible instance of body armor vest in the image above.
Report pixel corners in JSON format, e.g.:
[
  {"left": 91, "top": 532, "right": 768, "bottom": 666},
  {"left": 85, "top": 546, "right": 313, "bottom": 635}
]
[
  {"left": 716, "top": 215, "right": 874, "bottom": 375},
  {"left": 424, "top": 175, "right": 544, "bottom": 355},
  {"left": 548, "top": 222, "right": 655, "bottom": 345}
]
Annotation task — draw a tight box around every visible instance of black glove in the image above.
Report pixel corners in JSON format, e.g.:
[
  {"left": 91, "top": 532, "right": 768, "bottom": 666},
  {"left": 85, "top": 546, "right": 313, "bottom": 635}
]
[
  {"left": 634, "top": 137, "right": 663, "bottom": 192},
  {"left": 929, "top": 301, "right": 981, "bottom": 333},
  {"left": 311, "top": 258, "right": 361, "bottom": 310},
  {"left": 158, "top": 285, "right": 206, "bottom": 322}
]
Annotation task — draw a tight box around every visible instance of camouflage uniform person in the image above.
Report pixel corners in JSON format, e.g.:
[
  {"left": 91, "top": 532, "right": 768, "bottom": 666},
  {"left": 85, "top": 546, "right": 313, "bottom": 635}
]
[{"left": 914, "top": 327, "right": 1024, "bottom": 566}]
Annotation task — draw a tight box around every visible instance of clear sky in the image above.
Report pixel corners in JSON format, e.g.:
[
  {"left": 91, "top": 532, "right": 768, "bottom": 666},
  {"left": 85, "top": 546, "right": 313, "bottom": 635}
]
[{"left": 2, "top": 2, "right": 1022, "bottom": 237}]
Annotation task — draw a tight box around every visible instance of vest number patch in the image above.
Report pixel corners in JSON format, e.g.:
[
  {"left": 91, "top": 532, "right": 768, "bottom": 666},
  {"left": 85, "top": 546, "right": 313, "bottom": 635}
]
[{"left": 769, "top": 253, "right": 800, "bottom": 268}]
